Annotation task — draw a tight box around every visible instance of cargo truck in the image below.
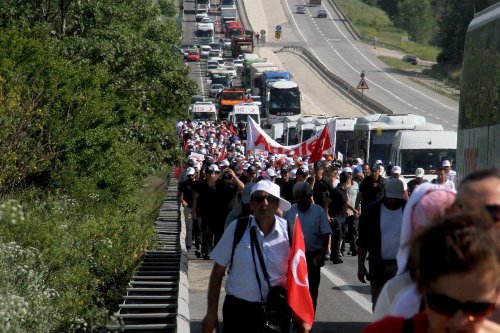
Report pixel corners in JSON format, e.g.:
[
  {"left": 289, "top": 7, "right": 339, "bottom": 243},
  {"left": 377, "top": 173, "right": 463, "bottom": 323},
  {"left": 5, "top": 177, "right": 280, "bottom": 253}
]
[{"left": 218, "top": 88, "right": 248, "bottom": 119}]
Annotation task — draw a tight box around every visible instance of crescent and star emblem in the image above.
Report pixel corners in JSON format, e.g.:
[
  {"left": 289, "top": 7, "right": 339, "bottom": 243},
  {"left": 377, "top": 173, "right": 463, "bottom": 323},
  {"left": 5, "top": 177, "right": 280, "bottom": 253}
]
[{"left": 292, "top": 249, "right": 309, "bottom": 287}]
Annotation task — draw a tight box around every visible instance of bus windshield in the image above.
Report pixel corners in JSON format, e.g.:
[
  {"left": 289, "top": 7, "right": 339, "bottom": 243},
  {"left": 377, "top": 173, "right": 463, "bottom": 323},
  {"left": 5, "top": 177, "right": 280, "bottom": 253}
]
[
  {"left": 336, "top": 131, "right": 355, "bottom": 158},
  {"left": 222, "top": 92, "right": 244, "bottom": 100},
  {"left": 400, "top": 149, "right": 456, "bottom": 175},
  {"left": 269, "top": 87, "right": 300, "bottom": 115},
  {"left": 235, "top": 114, "right": 258, "bottom": 123},
  {"left": 197, "top": 30, "right": 214, "bottom": 37}
]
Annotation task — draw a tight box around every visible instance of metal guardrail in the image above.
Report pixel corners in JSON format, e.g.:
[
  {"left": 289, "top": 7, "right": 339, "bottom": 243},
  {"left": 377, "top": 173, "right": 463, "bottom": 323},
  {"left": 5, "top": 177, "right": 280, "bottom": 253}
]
[
  {"left": 108, "top": 176, "right": 190, "bottom": 332},
  {"left": 276, "top": 45, "right": 393, "bottom": 115}
]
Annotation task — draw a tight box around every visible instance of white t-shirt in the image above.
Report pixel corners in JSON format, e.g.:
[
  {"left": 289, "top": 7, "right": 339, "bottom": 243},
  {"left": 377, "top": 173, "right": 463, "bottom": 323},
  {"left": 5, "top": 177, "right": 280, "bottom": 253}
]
[{"left": 380, "top": 204, "right": 404, "bottom": 260}]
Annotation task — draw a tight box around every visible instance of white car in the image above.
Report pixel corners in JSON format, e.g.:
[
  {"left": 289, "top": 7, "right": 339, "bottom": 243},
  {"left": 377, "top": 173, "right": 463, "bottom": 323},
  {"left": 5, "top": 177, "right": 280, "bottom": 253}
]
[
  {"left": 195, "top": 12, "right": 208, "bottom": 22},
  {"left": 209, "top": 83, "right": 224, "bottom": 98},
  {"left": 223, "top": 65, "right": 237, "bottom": 78},
  {"left": 233, "top": 59, "right": 243, "bottom": 71},
  {"left": 201, "top": 17, "right": 213, "bottom": 24},
  {"left": 219, "top": 38, "right": 232, "bottom": 50}
]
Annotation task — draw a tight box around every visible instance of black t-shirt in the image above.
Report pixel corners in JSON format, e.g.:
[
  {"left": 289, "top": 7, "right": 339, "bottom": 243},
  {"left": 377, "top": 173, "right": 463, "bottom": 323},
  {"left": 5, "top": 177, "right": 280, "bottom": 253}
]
[
  {"left": 194, "top": 180, "right": 218, "bottom": 218},
  {"left": 407, "top": 178, "right": 428, "bottom": 196},
  {"left": 178, "top": 178, "right": 195, "bottom": 208},
  {"left": 328, "top": 185, "right": 348, "bottom": 216},
  {"left": 359, "top": 176, "right": 386, "bottom": 208},
  {"left": 215, "top": 179, "right": 238, "bottom": 213},
  {"left": 312, "top": 179, "right": 330, "bottom": 208},
  {"left": 282, "top": 179, "right": 297, "bottom": 204}
]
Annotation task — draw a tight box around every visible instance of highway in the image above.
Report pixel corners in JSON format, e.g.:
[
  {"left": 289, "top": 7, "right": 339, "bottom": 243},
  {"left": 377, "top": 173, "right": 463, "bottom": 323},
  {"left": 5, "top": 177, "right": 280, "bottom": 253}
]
[{"left": 243, "top": 0, "right": 459, "bottom": 129}]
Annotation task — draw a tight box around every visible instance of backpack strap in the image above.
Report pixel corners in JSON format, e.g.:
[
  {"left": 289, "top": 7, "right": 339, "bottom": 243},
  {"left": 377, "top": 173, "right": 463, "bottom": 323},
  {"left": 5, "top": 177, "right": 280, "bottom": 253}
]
[
  {"left": 402, "top": 317, "right": 414, "bottom": 333},
  {"left": 229, "top": 216, "right": 251, "bottom": 271}
]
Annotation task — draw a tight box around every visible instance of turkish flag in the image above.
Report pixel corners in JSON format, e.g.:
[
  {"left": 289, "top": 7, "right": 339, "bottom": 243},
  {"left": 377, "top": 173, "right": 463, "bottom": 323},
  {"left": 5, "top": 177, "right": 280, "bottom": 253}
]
[
  {"left": 287, "top": 215, "right": 315, "bottom": 327},
  {"left": 218, "top": 146, "right": 226, "bottom": 162},
  {"left": 308, "top": 125, "right": 332, "bottom": 163}
]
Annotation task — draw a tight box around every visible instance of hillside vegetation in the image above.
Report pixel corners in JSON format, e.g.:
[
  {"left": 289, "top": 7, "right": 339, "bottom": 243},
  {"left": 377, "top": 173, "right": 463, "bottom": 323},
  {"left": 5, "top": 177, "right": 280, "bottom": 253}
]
[{"left": 0, "top": 0, "right": 196, "bottom": 331}]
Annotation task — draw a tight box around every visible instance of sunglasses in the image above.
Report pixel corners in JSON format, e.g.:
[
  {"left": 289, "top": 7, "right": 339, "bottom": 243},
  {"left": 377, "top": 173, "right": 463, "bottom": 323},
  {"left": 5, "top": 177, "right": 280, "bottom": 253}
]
[
  {"left": 485, "top": 204, "right": 500, "bottom": 222},
  {"left": 252, "top": 194, "right": 279, "bottom": 204},
  {"left": 425, "top": 291, "right": 496, "bottom": 319}
]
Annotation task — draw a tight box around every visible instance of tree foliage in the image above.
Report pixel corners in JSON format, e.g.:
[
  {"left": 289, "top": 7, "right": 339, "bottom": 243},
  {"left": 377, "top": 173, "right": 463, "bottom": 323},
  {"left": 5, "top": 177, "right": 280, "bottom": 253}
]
[
  {"left": 395, "top": 0, "right": 434, "bottom": 43},
  {"left": 0, "top": 0, "right": 196, "bottom": 330}
]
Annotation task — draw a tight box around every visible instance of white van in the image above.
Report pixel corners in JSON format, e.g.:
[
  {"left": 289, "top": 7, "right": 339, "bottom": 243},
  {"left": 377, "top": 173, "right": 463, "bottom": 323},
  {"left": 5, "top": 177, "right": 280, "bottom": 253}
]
[
  {"left": 190, "top": 102, "right": 218, "bottom": 122},
  {"left": 228, "top": 103, "right": 260, "bottom": 125}
]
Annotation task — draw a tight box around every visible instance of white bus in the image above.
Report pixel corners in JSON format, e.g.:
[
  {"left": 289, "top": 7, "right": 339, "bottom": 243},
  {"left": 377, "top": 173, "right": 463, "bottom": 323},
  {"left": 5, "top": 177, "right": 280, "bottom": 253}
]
[
  {"left": 456, "top": 3, "right": 500, "bottom": 177},
  {"left": 353, "top": 113, "right": 426, "bottom": 165}
]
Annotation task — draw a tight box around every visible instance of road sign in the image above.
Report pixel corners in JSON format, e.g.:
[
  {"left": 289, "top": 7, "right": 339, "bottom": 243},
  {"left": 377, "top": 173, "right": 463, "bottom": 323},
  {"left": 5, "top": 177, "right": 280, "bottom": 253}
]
[
  {"left": 357, "top": 78, "right": 369, "bottom": 90},
  {"left": 260, "top": 29, "right": 266, "bottom": 36},
  {"left": 275, "top": 31, "right": 281, "bottom": 40},
  {"left": 276, "top": 25, "right": 282, "bottom": 32}
]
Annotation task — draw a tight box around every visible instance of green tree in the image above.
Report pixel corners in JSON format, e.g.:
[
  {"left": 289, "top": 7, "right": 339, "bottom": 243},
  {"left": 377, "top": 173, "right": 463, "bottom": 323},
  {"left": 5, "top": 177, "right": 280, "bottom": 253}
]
[
  {"left": 378, "top": 0, "right": 400, "bottom": 19},
  {"left": 436, "top": 0, "right": 475, "bottom": 65},
  {"left": 395, "top": 0, "right": 434, "bottom": 43}
]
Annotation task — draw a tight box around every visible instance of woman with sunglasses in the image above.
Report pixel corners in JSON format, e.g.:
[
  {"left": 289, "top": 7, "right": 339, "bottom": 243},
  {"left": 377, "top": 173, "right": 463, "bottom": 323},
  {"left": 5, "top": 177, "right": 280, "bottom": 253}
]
[{"left": 363, "top": 210, "right": 500, "bottom": 333}]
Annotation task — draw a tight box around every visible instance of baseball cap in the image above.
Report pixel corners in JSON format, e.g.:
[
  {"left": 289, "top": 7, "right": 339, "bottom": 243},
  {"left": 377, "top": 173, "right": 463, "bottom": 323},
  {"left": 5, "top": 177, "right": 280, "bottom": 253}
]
[
  {"left": 353, "top": 166, "right": 363, "bottom": 175},
  {"left": 250, "top": 180, "right": 291, "bottom": 211},
  {"left": 375, "top": 160, "right": 383, "bottom": 165},
  {"left": 391, "top": 166, "right": 401, "bottom": 174},
  {"left": 247, "top": 165, "right": 257, "bottom": 173},
  {"left": 267, "top": 169, "right": 276, "bottom": 177},
  {"left": 355, "top": 158, "right": 363, "bottom": 164},
  {"left": 296, "top": 168, "right": 309, "bottom": 177},
  {"left": 220, "top": 159, "right": 230, "bottom": 167},
  {"left": 186, "top": 167, "right": 195, "bottom": 175},
  {"left": 415, "top": 168, "right": 425, "bottom": 178},
  {"left": 384, "top": 178, "right": 405, "bottom": 200},
  {"left": 343, "top": 167, "right": 353, "bottom": 173},
  {"left": 442, "top": 160, "right": 451, "bottom": 167},
  {"left": 208, "top": 164, "right": 220, "bottom": 172},
  {"left": 371, "top": 164, "right": 381, "bottom": 171}
]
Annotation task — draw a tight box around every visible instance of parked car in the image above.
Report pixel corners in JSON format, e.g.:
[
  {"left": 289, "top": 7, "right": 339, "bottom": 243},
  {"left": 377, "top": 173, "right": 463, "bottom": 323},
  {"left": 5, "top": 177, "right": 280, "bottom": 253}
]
[
  {"left": 209, "top": 83, "right": 224, "bottom": 98},
  {"left": 402, "top": 54, "right": 419, "bottom": 65},
  {"left": 317, "top": 9, "right": 327, "bottom": 18},
  {"left": 187, "top": 51, "right": 201, "bottom": 62}
]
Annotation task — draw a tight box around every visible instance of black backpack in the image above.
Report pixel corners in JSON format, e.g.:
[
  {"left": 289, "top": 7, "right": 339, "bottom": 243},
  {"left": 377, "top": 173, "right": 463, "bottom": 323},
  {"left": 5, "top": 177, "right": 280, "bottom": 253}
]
[{"left": 228, "top": 216, "right": 292, "bottom": 271}]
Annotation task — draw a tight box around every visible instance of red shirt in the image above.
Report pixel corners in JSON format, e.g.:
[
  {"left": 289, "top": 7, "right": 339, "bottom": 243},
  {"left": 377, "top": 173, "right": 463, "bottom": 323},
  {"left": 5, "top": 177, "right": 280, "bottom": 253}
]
[{"left": 362, "top": 311, "right": 428, "bottom": 333}]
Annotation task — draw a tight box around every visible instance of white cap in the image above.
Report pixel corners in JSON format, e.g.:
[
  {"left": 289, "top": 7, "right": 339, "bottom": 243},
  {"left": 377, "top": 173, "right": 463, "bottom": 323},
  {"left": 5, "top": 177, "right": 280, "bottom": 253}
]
[
  {"left": 186, "top": 167, "right": 195, "bottom": 175},
  {"left": 343, "top": 167, "right": 353, "bottom": 173},
  {"left": 220, "top": 159, "right": 230, "bottom": 167},
  {"left": 415, "top": 168, "right": 425, "bottom": 178},
  {"left": 391, "top": 166, "right": 401, "bottom": 174},
  {"left": 208, "top": 164, "right": 220, "bottom": 172},
  {"left": 375, "top": 160, "right": 383, "bottom": 165},
  {"left": 267, "top": 169, "right": 276, "bottom": 177},
  {"left": 250, "top": 180, "right": 291, "bottom": 211},
  {"left": 442, "top": 160, "right": 451, "bottom": 167},
  {"left": 355, "top": 158, "right": 363, "bottom": 164}
]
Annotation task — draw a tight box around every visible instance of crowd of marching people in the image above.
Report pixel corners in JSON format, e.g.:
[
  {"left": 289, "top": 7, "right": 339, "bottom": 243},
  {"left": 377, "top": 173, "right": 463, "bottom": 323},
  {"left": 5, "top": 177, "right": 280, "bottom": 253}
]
[{"left": 176, "top": 119, "right": 500, "bottom": 333}]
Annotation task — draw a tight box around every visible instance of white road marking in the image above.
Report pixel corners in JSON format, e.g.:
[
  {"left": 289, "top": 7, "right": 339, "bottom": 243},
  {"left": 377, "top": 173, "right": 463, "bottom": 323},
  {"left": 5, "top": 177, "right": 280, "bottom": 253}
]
[
  {"left": 282, "top": 0, "right": 457, "bottom": 113},
  {"left": 321, "top": 268, "right": 373, "bottom": 313}
]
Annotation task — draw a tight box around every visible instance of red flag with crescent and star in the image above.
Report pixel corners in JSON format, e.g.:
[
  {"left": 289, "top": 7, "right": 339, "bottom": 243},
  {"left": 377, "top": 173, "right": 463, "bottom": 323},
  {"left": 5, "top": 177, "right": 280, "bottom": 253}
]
[{"left": 287, "top": 215, "right": 314, "bottom": 327}]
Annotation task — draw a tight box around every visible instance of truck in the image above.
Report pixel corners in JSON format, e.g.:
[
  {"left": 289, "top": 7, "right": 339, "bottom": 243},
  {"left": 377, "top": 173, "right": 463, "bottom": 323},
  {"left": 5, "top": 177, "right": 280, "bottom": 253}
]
[
  {"left": 208, "top": 70, "right": 232, "bottom": 88},
  {"left": 228, "top": 103, "right": 261, "bottom": 125},
  {"left": 221, "top": 5, "right": 237, "bottom": 27},
  {"left": 242, "top": 57, "right": 267, "bottom": 88},
  {"left": 309, "top": 0, "right": 321, "bottom": 5},
  {"left": 225, "top": 21, "right": 245, "bottom": 39},
  {"left": 390, "top": 123, "right": 457, "bottom": 181},
  {"left": 190, "top": 102, "right": 218, "bottom": 122},
  {"left": 218, "top": 88, "right": 248, "bottom": 119},
  {"left": 231, "top": 35, "right": 254, "bottom": 58},
  {"left": 248, "top": 62, "right": 279, "bottom": 95}
]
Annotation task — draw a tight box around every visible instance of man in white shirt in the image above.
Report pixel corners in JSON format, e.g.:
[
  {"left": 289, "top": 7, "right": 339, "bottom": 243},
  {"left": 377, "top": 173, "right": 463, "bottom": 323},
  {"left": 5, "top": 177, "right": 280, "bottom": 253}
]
[{"left": 202, "top": 180, "right": 310, "bottom": 333}]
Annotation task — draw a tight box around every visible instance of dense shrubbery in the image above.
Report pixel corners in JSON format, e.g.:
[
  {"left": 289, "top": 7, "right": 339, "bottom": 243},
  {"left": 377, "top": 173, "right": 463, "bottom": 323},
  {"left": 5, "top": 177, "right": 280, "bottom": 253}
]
[{"left": 0, "top": 0, "right": 196, "bottom": 331}]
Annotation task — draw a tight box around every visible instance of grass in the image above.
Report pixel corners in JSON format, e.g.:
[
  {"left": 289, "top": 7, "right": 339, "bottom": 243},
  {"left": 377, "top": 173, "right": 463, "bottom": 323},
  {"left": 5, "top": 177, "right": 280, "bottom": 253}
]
[
  {"left": 335, "top": 0, "right": 440, "bottom": 61},
  {"left": 409, "top": 78, "right": 461, "bottom": 101},
  {"left": 377, "top": 55, "right": 423, "bottom": 70}
]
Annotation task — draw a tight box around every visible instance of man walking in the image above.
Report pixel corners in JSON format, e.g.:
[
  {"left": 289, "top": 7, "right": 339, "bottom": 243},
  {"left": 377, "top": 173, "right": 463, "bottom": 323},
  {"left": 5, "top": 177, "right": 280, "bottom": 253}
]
[
  {"left": 357, "top": 178, "right": 406, "bottom": 307},
  {"left": 284, "top": 182, "right": 331, "bottom": 311},
  {"left": 201, "top": 180, "right": 310, "bottom": 333}
]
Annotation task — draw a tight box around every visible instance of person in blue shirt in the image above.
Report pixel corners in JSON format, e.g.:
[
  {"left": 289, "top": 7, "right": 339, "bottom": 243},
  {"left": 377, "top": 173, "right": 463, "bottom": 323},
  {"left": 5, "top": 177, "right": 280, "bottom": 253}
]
[{"left": 284, "top": 182, "right": 331, "bottom": 311}]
